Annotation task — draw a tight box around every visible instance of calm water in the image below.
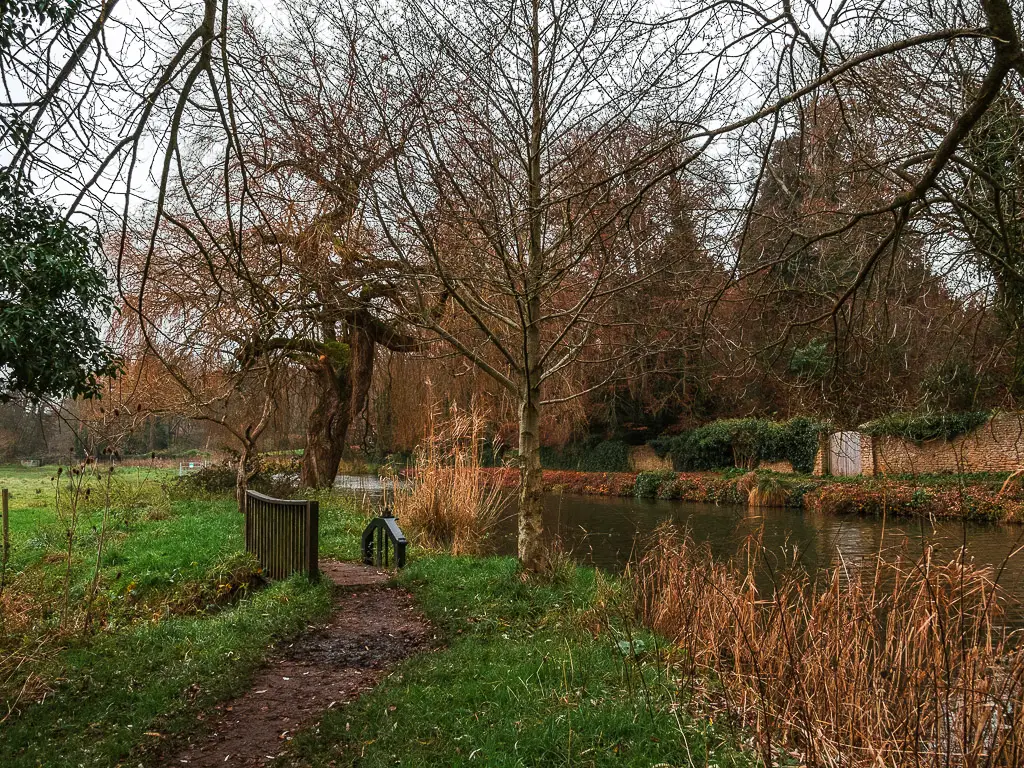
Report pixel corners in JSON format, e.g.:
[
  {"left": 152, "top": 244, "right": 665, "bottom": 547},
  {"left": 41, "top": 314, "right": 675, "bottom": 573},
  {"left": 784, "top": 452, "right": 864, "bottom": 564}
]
[
  {"left": 340, "top": 476, "right": 1024, "bottom": 618},
  {"left": 492, "top": 494, "right": 1021, "bottom": 574},
  {"left": 490, "top": 493, "right": 1024, "bottom": 623}
]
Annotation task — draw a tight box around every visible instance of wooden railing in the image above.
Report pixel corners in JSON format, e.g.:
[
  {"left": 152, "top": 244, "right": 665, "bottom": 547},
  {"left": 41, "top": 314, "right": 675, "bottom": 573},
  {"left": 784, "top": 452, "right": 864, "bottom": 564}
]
[{"left": 243, "top": 490, "right": 319, "bottom": 580}]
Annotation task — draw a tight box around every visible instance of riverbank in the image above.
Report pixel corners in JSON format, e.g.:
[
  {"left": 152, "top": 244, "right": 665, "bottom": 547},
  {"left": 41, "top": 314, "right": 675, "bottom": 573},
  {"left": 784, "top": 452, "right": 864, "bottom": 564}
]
[
  {"left": 0, "top": 465, "right": 755, "bottom": 767},
  {"left": 284, "top": 556, "right": 756, "bottom": 766},
  {"left": 482, "top": 467, "right": 1024, "bottom": 522}
]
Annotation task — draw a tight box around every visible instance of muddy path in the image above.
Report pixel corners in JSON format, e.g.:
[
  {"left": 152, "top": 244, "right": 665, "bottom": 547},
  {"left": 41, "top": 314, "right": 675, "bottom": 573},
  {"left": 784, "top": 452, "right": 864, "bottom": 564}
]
[{"left": 166, "top": 561, "right": 432, "bottom": 767}]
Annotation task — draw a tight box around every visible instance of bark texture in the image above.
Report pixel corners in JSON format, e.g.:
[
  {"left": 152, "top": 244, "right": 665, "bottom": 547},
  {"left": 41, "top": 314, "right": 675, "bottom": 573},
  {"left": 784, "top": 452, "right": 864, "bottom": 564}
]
[
  {"left": 300, "top": 355, "right": 353, "bottom": 489},
  {"left": 517, "top": 389, "right": 547, "bottom": 572}
]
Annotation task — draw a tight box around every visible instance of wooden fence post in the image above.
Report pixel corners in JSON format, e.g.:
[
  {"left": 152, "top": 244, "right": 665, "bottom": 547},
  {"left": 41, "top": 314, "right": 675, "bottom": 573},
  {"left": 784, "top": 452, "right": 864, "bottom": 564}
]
[{"left": 2, "top": 488, "right": 9, "bottom": 573}]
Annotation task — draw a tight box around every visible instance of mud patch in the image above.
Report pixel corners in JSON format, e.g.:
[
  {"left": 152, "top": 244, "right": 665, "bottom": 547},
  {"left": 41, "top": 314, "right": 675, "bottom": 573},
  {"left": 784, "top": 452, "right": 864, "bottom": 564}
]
[{"left": 166, "top": 562, "right": 432, "bottom": 767}]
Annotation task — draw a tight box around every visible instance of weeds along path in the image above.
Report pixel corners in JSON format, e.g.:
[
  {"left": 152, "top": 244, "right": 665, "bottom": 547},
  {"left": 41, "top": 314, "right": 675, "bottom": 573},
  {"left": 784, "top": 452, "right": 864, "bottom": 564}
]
[{"left": 167, "top": 561, "right": 433, "bottom": 767}]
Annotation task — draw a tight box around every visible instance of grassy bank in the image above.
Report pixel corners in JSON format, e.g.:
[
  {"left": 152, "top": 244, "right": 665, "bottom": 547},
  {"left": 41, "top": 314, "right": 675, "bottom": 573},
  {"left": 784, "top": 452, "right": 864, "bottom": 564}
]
[
  {"left": 482, "top": 466, "right": 1024, "bottom": 522},
  {"left": 1, "top": 464, "right": 756, "bottom": 767},
  {"left": 286, "top": 555, "right": 757, "bottom": 767},
  {"left": 0, "top": 464, "right": 366, "bottom": 767}
]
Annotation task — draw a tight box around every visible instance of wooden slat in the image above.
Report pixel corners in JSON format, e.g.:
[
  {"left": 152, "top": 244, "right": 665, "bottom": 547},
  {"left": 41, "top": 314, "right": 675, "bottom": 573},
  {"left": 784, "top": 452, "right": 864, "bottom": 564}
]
[{"left": 243, "top": 490, "right": 317, "bottom": 581}]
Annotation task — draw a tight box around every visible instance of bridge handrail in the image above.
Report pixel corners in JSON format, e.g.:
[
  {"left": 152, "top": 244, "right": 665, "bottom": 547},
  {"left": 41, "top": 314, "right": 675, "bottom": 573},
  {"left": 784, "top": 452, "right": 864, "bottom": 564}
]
[
  {"left": 362, "top": 507, "right": 408, "bottom": 568},
  {"left": 244, "top": 489, "right": 319, "bottom": 580}
]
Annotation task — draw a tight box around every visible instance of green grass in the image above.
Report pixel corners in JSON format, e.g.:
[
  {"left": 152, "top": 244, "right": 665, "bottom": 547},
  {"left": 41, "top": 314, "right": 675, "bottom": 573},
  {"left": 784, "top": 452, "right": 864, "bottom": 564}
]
[
  {"left": 1, "top": 576, "right": 332, "bottom": 768},
  {"left": 0, "top": 464, "right": 368, "bottom": 767},
  {"left": 1, "top": 466, "right": 755, "bottom": 767},
  {"left": 286, "top": 556, "right": 757, "bottom": 767}
]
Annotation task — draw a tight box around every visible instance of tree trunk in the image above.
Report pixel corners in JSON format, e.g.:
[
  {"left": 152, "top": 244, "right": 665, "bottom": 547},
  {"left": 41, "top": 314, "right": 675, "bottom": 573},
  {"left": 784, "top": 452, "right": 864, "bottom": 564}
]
[
  {"left": 516, "top": 0, "right": 547, "bottom": 573},
  {"left": 517, "top": 384, "right": 547, "bottom": 572},
  {"left": 349, "top": 311, "right": 377, "bottom": 448},
  {"left": 236, "top": 438, "right": 254, "bottom": 512},
  {"left": 517, "top": 290, "right": 546, "bottom": 569},
  {"left": 300, "top": 358, "right": 352, "bottom": 489}
]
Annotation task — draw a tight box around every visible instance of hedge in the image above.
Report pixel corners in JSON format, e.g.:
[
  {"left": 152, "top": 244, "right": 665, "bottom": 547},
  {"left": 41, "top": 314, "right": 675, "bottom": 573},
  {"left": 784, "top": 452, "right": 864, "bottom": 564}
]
[
  {"left": 539, "top": 438, "right": 631, "bottom": 473},
  {"left": 860, "top": 411, "right": 991, "bottom": 443},
  {"left": 649, "top": 417, "right": 828, "bottom": 474}
]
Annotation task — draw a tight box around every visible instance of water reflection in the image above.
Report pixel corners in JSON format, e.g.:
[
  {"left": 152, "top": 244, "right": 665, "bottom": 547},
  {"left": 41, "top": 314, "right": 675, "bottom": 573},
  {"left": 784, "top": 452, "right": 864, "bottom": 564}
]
[
  {"left": 341, "top": 474, "right": 1024, "bottom": 622},
  {"left": 486, "top": 493, "right": 1024, "bottom": 622}
]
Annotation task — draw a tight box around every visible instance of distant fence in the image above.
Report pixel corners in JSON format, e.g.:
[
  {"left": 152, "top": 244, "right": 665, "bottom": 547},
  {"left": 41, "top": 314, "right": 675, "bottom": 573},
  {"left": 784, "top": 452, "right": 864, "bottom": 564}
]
[
  {"left": 243, "top": 490, "right": 319, "bottom": 580},
  {"left": 178, "top": 459, "right": 211, "bottom": 476}
]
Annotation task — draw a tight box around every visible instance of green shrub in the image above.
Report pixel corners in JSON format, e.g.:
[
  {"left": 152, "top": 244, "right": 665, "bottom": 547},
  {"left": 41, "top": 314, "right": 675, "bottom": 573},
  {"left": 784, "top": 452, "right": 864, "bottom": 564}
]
[
  {"left": 539, "top": 438, "right": 630, "bottom": 473},
  {"left": 657, "top": 476, "right": 697, "bottom": 500},
  {"left": 651, "top": 417, "right": 828, "bottom": 474},
  {"left": 783, "top": 416, "right": 829, "bottom": 473},
  {"left": 174, "top": 465, "right": 237, "bottom": 495},
  {"left": 634, "top": 470, "right": 675, "bottom": 498},
  {"left": 173, "top": 466, "right": 298, "bottom": 499},
  {"left": 785, "top": 480, "right": 817, "bottom": 508},
  {"left": 579, "top": 440, "right": 630, "bottom": 471},
  {"left": 861, "top": 411, "right": 991, "bottom": 443}
]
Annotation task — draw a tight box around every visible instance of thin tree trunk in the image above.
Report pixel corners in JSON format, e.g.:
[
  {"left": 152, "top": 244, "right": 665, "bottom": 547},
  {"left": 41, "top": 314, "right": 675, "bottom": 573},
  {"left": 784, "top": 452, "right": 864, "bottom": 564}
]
[
  {"left": 517, "top": 384, "right": 546, "bottom": 571},
  {"left": 517, "top": 301, "right": 546, "bottom": 569},
  {"left": 516, "top": 0, "right": 547, "bottom": 573},
  {"left": 236, "top": 439, "right": 253, "bottom": 512},
  {"left": 348, "top": 311, "right": 377, "bottom": 449}
]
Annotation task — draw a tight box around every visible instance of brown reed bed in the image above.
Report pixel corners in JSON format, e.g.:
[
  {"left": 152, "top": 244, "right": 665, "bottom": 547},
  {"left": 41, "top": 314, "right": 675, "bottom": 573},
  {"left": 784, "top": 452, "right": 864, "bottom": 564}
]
[
  {"left": 630, "top": 523, "right": 1024, "bottom": 767},
  {"left": 384, "top": 405, "right": 502, "bottom": 555}
]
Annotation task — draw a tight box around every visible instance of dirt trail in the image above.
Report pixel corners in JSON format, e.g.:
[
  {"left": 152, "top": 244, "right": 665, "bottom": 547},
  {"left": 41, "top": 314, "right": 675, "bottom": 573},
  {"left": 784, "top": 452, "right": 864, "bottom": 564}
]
[{"left": 167, "top": 561, "right": 432, "bottom": 767}]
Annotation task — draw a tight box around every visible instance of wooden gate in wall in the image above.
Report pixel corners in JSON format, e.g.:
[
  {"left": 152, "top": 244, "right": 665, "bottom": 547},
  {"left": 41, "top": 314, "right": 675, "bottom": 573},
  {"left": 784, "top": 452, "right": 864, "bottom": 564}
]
[{"left": 828, "top": 431, "right": 862, "bottom": 476}]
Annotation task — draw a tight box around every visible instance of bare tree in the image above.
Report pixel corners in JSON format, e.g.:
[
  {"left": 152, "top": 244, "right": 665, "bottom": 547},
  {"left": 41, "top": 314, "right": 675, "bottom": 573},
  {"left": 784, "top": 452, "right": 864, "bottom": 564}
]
[
  {"left": 360, "top": 0, "right": 718, "bottom": 570},
  {"left": 224, "top": 5, "right": 425, "bottom": 487},
  {"left": 114, "top": 224, "right": 286, "bottom": 508}
]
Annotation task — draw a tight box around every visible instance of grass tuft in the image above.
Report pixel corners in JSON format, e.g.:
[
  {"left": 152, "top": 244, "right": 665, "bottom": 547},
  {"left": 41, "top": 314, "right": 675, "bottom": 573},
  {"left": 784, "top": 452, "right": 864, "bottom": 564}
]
[{"left": 385, "top": 406, "right": 502, "bottom": 555}]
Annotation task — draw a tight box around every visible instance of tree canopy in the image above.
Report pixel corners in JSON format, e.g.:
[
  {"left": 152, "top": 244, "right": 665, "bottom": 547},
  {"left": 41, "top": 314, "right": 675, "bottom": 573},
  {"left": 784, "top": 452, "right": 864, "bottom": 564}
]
[{"left": 0, "top": 173, "right": 119, "bottom": 401}]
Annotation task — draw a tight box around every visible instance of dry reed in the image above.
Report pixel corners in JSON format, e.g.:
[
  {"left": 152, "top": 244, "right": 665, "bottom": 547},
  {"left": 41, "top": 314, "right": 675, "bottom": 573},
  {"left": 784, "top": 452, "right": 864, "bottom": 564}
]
[
  {"left": 631, "top": 523, "right": 1024, "bottom": 767},
  {"left": 384, "top": 405, "right": 502, "bottom": 555},
  {"left": 738, "top": 471, "right": 790, "bottom": 508}
]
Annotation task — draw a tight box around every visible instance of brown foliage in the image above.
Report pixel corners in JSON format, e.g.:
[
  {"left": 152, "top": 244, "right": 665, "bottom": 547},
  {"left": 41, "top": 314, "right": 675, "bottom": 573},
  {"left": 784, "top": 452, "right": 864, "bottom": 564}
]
[
  {"left": 631, "top": 525, "right": 1024, "bottom": 766},
  {"left": 385, "top": 406, "right": 502, "bottom": 555}
]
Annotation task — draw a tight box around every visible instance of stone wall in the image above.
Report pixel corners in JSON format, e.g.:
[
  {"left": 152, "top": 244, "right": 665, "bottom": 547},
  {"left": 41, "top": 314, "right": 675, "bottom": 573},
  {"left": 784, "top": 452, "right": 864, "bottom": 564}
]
[
  {"left": 813, "top": 434, "right": 829, "bottom": 476},
  {"left": 860, "top": 433, "right": 875, "bottom": 476},
  {"left": 633, "top": 417, "right": 1024, "bottom": 477},
  {"left": 870, "top": 413, "right": 1024, "bottom": 475},
  {"left": 758, "top": 459, "right": 795, "bottom": 473},
  {"left": 628, "top": 444, "right": 674, "bottom": 472}
]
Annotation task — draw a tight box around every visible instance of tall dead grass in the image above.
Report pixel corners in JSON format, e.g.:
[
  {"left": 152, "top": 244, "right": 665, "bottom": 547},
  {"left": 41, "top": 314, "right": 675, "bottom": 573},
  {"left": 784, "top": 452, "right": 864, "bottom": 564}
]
[
  {"left": 631, "top": 523, "right": 1024, "bottom": 767},
  {"left": 384, "top": 406, "right": 502, "bottom": 555}
]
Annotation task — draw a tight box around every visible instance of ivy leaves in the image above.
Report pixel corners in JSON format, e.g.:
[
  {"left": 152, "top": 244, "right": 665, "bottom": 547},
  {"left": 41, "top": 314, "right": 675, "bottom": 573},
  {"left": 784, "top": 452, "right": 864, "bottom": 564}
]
[
  {"left": 861, "top": 412, "right": 992, "bottom": 444},
  {"left": 0, "top": 0, "right": 78, "bottom": 50},
  {"left": 651, "top": 417, "right": 829, "bottom": 474},
  {"left": 0, "top": 172, "right": 120, "bottom": 401}
]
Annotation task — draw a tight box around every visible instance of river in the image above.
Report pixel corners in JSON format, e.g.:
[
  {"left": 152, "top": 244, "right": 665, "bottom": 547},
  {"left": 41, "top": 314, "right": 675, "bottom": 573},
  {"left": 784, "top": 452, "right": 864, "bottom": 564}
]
[{"left": 337, "top": 475, "right": 1024, "bottom": 618}]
